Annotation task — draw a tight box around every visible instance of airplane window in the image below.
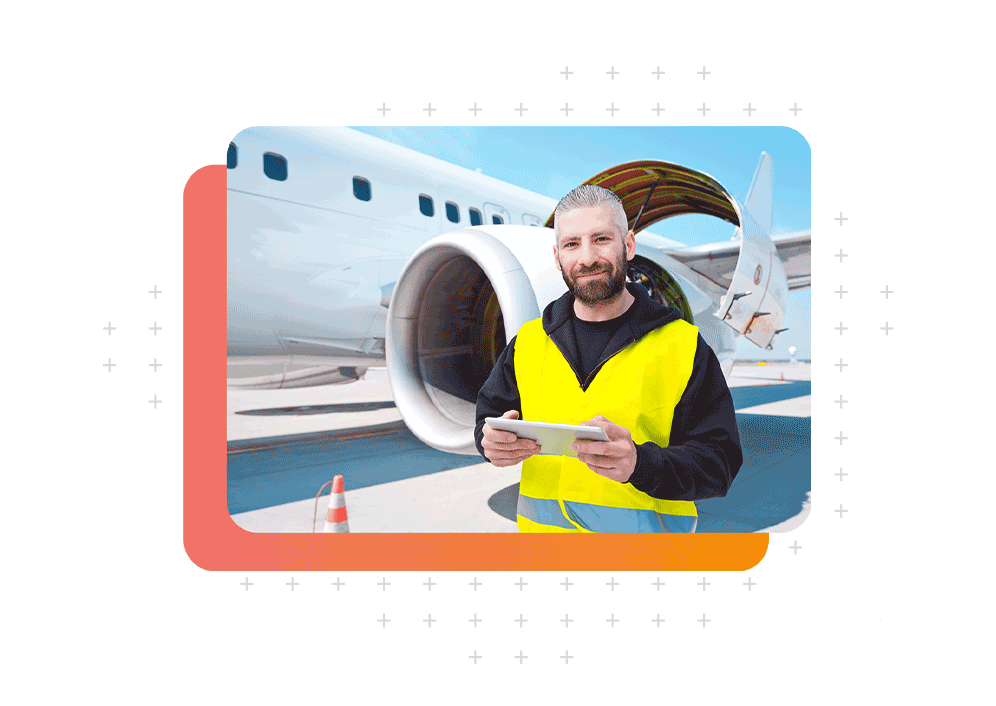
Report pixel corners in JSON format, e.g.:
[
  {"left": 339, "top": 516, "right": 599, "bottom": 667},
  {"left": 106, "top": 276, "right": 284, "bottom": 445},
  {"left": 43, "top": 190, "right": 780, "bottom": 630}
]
[
  {"left": 445, "top": 202, "right": 459, "bottom": 223},
  {"left": 353, "top": 177, "right": 371, "bottom": 201},
  {"left": 419, "top": 195, "right": 434, "bottom": 217},
  {"left": 492, "top": 215, "right": 504, "bottom": 225},
  {"left": 227, "top": 143, "right": 237, "bottom": 169},
  {"left": 469, "top": 208, "right": 482, "bottom": 226},
  {"left": 263, "top": 152, "right": 288, "bottom": 181}
]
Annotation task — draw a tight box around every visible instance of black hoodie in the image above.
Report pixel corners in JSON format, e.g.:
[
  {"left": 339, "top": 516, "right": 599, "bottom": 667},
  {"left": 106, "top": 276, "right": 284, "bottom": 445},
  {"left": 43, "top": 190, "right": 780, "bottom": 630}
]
[{"left": 474, "top": 282, "right": 742, "bottom": 502}]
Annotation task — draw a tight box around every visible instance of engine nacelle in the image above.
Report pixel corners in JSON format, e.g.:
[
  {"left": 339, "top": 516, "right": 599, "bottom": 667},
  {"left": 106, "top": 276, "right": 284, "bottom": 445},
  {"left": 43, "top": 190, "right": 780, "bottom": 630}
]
[{"left": 386, "top": 225, "right": 562, "bottom": 455}]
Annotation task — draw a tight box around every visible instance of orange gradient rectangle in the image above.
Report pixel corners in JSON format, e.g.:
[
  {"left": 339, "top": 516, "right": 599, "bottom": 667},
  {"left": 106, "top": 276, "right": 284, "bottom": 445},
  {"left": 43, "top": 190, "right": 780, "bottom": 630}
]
[{"left": 183, "top": 165, "right": 768, "bottom": 571}]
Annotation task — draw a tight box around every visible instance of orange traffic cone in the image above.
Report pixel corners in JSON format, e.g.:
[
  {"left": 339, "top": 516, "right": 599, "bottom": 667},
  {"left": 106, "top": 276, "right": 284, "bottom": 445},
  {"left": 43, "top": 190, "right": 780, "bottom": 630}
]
[{"left": 322, "top": 475, "right": 350, "bottom": 533}]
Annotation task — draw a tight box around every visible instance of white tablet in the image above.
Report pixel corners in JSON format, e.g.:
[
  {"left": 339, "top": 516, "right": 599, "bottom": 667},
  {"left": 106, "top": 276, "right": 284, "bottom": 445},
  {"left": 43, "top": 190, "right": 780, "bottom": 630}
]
[{"left": 485, "top": 417, "right": 609, "bottom": 458}]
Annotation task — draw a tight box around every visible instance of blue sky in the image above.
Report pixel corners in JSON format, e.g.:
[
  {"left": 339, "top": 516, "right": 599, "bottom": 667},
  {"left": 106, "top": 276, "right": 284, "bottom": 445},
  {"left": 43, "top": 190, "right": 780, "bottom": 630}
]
[{"left": 353, "top": 126, "right": 811, "bottom": 360}]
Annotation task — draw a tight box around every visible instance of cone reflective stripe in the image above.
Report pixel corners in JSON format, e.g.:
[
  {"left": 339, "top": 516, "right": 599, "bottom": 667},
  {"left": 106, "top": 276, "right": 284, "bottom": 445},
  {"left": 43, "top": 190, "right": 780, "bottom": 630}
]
[{"left": 323, "top": 475, "right": 350, "bottom": 533}]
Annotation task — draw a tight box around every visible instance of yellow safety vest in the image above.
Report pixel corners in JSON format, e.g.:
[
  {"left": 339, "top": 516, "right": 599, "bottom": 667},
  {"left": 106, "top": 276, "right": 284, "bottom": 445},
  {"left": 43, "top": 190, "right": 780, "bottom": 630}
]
[{"left": 513, "top": 316, "right": 699, "bottom": 533}]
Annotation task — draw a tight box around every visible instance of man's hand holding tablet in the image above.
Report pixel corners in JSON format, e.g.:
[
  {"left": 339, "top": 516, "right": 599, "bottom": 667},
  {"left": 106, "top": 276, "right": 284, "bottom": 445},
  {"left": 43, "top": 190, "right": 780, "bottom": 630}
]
[
  {"left": 484, "top": 411, "right": 613, "bottom": 462},
  {"left": 481, "top": 410, "right": 543, "bottom": 467}
]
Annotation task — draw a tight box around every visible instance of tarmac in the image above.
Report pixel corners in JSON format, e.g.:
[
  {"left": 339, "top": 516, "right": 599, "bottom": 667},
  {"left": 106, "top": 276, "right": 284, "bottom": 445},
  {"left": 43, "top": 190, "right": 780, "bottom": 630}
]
[{"left": 229, "top": 363, "right": 811, "bottom": 533}]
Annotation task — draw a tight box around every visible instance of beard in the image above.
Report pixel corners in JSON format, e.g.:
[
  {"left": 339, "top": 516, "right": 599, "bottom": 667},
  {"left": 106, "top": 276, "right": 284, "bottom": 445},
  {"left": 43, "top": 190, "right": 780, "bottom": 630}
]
[{"left": 561, "top": 250, "right": 628, "bottom": 306}]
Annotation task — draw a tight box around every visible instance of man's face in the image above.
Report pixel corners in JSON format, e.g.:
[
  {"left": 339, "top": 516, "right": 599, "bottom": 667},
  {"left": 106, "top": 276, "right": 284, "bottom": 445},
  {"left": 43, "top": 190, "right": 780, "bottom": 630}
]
[{"left": 554, "top": 205, "right": 633, "bottom": 306}]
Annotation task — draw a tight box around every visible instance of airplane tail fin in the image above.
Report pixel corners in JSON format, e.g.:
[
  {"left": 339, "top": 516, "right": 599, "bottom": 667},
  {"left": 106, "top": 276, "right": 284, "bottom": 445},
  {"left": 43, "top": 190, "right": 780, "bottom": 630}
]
[{"left": 743, "top": 152, "right": 773, "bottom": 235}]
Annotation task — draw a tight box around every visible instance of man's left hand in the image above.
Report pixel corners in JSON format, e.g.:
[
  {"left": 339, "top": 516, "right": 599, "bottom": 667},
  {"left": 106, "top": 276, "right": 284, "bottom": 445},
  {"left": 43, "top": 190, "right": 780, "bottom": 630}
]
[{"left": 573, "top": 415, "right": 638, "bottom": 483}]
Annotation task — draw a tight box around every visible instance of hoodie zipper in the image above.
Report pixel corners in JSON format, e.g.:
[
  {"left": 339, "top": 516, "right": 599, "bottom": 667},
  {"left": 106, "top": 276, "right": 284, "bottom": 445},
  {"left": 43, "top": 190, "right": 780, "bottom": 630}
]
[
  {"left": 551, "top": 335, "right": 635, "bottom": 391},
  {"left": 581, "top": 338, "right": 634, "bottom": 391}
]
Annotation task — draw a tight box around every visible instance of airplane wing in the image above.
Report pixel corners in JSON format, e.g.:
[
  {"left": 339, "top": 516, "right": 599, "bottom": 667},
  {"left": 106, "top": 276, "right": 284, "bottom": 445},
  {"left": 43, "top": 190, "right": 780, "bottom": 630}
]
[
  {"left": 662, "top": 229, "right": 812, "bottom": 292},
  {"left": 770, "top": 230, "right": 811, "bottom": 290}
]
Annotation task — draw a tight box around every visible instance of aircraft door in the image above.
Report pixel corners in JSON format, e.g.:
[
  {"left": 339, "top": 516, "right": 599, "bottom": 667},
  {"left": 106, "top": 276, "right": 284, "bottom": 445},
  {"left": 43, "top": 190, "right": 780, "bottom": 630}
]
[
  {"left": 715, "top": 208, "right": 788, "bottom": 351},
  {"left": 483, "top": 202, "right": 510, "bottom": 225}
]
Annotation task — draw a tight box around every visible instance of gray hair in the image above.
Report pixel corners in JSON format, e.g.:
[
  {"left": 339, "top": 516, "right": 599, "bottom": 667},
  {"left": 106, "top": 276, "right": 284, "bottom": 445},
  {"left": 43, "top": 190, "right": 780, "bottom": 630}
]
[{"left": 553, "top": 184, "right": 629, "bottom": 246}]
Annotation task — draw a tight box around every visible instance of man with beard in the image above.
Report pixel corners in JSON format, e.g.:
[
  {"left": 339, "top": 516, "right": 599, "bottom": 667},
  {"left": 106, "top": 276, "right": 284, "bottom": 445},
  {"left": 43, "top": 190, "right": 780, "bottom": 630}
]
[{"left": 474, "top": 184, "right": 742, "bottom": 533}]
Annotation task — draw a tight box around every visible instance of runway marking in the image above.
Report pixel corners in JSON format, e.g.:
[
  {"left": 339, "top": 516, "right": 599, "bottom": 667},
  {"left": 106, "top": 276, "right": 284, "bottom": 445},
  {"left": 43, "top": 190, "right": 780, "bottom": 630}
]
[{"left": 227, "top": 424, "right": 401, "bottom": 454}]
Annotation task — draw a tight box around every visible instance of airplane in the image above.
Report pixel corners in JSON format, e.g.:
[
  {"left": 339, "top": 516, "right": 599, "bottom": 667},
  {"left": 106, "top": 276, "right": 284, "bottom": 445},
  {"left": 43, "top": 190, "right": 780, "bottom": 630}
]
[{"left": 227, "top": 126, "right": 811, "bottom": 455}]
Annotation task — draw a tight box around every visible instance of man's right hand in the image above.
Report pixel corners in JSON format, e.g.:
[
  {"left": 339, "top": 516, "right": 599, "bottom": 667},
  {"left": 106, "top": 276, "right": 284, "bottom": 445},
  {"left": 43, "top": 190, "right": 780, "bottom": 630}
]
[{"left": 482, "top": 410, "right": 541, "bottom": 467}]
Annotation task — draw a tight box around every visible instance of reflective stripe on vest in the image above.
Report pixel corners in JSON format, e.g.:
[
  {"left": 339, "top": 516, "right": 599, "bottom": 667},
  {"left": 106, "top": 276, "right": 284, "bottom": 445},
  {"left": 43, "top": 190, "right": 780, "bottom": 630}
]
[{"left": 513, "top": 315, "right": 699, "bottom": 533}]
